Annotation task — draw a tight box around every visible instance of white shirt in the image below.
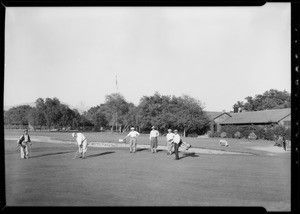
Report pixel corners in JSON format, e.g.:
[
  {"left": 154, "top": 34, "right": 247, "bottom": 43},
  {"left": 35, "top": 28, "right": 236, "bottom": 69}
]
[
  {"left": 149, "top": 130, "right": 159, "bottom": 139},
  {"left": 173, "top": 133, "right": 181, "bottom": 144},
  {"left": 166, "top": 133, "right": 175, "bottom": 141},
  {"left": 75, "top": 133, "right": 86, "bottom": 146},
  {"left": 18, "top": 134, "right": 31, "bottom": 145},
  {"left": 126, "top": 130, "right": 140, "bottom": 138},
  {"left": 24, "top": 134, "right": 30, "bottom": 142}
]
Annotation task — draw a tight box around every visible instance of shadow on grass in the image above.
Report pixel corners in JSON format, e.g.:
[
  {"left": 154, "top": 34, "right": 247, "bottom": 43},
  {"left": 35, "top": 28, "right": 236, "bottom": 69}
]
[
  {"left": 135, "top": 148, "right": 167, "bottom": 153},
  {"left": 86, "top": 151, "right": 115, "bottom": 159},
  {"left": 180, "top": 152, "right": 199, "bottom": 159},
  {"left": 135, "top": 148, "right": 148, "bottom": 152},
  {"left": 31, "top": 151, "right": 75, "bottom": 158}
]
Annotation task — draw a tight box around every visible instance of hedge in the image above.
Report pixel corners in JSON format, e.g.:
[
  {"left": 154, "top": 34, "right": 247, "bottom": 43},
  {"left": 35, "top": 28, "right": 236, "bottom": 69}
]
[{"left": 212, "top": 124, "right": 290, "bottom": 141}]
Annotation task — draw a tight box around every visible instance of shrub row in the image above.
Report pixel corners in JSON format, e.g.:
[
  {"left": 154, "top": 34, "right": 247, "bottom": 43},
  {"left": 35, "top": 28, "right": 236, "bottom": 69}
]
[
  {"left": 4, "top": 124, "right": 31, "bottom": 130},
  {"left": 209, "top": 124, "right": 290, "bottom": 141}
]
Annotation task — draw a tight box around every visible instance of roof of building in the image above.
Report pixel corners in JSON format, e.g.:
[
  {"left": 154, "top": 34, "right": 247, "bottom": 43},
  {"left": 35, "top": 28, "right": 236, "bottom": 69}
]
[
  {"left": 205, "top": 111, "right": 231, "bottom": 121},
  {"left": 220, "top": 108, "right": 291, "bottom": 125}
]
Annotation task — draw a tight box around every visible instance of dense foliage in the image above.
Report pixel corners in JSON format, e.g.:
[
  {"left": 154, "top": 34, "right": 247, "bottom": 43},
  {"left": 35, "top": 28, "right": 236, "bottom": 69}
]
[
  {"left": 212, "top": 124, "right": 290, "bottom": 140},
  {"left": 233, "top": 89, "right": 290, "bottom": 112},
  {"left": 4, "top": 92, "right": 210, "bottom": 135},
  {"left": 137, "top": 93, "right": 210, "bottom": 136}
]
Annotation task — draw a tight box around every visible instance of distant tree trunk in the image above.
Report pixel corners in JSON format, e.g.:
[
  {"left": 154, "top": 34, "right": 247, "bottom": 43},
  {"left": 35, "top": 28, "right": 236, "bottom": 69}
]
[
  {"left": 183, "top": 128, "right": 186, "bottom": 137},
  {"left": 122, "top": 124, "right": 128, "bottom": 133}
]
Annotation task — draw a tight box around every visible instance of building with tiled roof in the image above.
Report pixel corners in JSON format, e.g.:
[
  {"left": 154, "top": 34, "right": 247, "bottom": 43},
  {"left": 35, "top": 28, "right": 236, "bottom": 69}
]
[
  {"left": 205, "top": 111, "right": 232, "bottom": 133},
  {"left": 220, "top": 108, "right": 291, "bottom": 128}
]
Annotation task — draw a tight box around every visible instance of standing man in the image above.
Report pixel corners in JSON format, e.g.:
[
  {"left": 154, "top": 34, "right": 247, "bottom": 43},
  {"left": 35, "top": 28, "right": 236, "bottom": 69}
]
[
  {"left": 173, "top": 129, "right": 182, "bottom": 160},
  {"left": 166, "top": 129, "right": 175, "bottom": 155},
  {"left": 17, "top": 129, "right": 32, "bottom": 159},
  {"left": 278, "top": 134, "right": 287, "bottom": 151},
  {"left": 149, "top": 126, "right": 159, "bottom": 153},
  {"left": 72, "top": 132, "right": 88, "bottom": 159},
  {"left": 124, "top": 127, "right": 140, "bottom": 153}
]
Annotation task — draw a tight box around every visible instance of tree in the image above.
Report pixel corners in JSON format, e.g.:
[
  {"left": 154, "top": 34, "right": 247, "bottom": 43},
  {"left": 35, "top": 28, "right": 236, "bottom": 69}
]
[
  {"left": 123, "top": 103, "right": 139, "bottom": 132},
  {"left": 173, "top": 95, "right": 210, "bottom": 137},
  {"left": 27, "top": 97, "right": 81, "bottom": 130},
  {"left": 27, "top": 107, "right": 45, "bottom": 129},
  {"left": 57, "top": 104, "right": 77, "bottom": 129},
  {"left": 4, "top": 105, "right": 33, "bottom": 125},
  {"left": 4, "top": 110, "right": 9, "bottom": 125},
  {"left": 136, "top": 93, "right": 210, "bottom": 136},
  {"left": 137, "top": 92, "right": 171, "bottom": 132},
  {"left": 86, "top": 105, "right": 108, "bottom": 131},
  {"left": 233, "top": 89, "right": 291, "bottom": 111},
  {"left": 43, "top": 97, "right": 63, "bottom": 129},
  {"left": 233, "top": 101, "right": 244, "bottom": 112},
  {"left": 70, "top": 109, "right": 82, "bottom": 129},
  {"left": 32, "top": 98, "right": 47, "bottom": 128},
  {"left": 102, "top": 93, "right": 131, "bottom": 132}
]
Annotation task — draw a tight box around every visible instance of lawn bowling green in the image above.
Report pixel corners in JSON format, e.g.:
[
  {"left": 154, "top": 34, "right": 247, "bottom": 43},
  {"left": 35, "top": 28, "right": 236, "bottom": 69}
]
[{"left": 4, "top": 130, "right": 291, "bottom": 211}]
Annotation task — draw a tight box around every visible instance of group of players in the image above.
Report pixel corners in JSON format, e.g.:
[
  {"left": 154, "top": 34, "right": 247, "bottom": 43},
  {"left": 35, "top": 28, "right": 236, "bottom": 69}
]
[
  {"left": 123, "top": 126, "right": 191, "bottom": 160},
  {"left": 17, "top": 126, "right": 191, "bottom": 161}
]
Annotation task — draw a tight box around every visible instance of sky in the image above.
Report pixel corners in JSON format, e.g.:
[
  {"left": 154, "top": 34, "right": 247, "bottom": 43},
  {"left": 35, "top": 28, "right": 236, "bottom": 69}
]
[{"left": 4, "top": 3, "right": 291, "bottom": 112}]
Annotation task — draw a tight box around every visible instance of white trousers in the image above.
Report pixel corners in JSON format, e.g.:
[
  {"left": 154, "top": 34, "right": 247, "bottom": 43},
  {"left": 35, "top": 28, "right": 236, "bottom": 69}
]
[
  {"left": 20, "top": 144, "right": 29, "bottom": 158},
  {"left": 78, "top": 140, "right": 88, "bottom": 154}
]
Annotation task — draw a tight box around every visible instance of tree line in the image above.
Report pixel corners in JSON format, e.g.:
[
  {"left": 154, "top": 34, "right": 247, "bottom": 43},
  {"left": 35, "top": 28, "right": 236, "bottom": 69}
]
[
  {"left": 4, "top": 89, "right": 291, "bottom": 136},
  {"left": 4, "top": 92, "right": 210, "bottom": 136},
  {"left": 233, "top": 89, "right": 290, "bottom": 112}
]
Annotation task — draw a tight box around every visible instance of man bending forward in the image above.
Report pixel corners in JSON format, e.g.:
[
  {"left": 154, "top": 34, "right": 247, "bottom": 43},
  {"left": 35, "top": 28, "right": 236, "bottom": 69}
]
[{"left": 72, "top": 132, "right": 88, "bottom": 159}]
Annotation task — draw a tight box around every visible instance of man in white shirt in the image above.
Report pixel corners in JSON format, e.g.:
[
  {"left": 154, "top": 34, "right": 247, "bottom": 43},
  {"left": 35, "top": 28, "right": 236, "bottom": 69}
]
[
  {"left": 72, "top": 132, "right": 88, "bottom": 159},
  {"left": 166, "top": 129, "right": 175, "bottom": 155},
  {"left": 124, "top": 127, "right": 140, "bottom": 153},
  {"left": 149, "top": 126, "right": 159, "bottom": 153},
  {"left": 173, "top": 129, "right": 182, "bottom": 160}
]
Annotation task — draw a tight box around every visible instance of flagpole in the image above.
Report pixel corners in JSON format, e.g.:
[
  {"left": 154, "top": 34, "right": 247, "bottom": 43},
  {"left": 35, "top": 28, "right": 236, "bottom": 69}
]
[
  {"left": 115, "top": 74, "right": 118, "bottom": 132},
  {"left": 115, "top": 74, "right": 118, "bottom": 91}
]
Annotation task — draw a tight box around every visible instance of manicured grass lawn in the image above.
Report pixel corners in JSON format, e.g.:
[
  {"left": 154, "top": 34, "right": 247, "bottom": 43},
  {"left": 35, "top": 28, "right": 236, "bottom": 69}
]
[{"left": 4, "top": 130, "right": 291, "bottom": 211}]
